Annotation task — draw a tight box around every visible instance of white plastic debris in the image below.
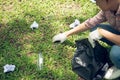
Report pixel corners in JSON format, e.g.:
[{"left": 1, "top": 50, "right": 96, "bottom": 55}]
[
  {"left": 69, "top": 19, "right": 80, "bottom": 29},
  {"left": 38, "top": 52, "right": 43, "bottom": 70},
  {"left": 88, "top": 36, "right": 95, "bottom": 48},
  {"left": 3, "top": 64, "right": 15, "bottom": 73},
  {"left": 30, "top": 21, "right": 39, "bottom": 30},
  {"left": 90, "top": 0, "right": 96, "bottom": 3},
  {"left": 75, "top": 57, "right": 86, "bottom": 67}
]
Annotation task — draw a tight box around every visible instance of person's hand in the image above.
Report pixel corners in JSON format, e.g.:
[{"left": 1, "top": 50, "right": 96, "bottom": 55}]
[
  {"left": 89, "top": 28, "right": 102, "bottom": 40},
  {"left": 52, "top": 33, "right": 67, "bottom": 43},
  {"left": 88, "top": 28, "right": 102, "bottom": 47}
]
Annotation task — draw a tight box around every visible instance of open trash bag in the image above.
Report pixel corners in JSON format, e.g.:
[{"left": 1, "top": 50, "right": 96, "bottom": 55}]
[{"left": 71, "top": 38, "right": 113, "bottom": 80}]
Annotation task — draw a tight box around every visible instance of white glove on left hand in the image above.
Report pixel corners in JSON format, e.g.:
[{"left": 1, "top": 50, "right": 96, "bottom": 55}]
[{"left": 52, "top": 33, "right": 67, "bottom": 43}]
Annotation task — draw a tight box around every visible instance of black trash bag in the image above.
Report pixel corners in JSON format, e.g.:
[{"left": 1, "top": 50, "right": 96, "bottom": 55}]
[{"left": 71, "top": 38, "right": 112, "bottom": 80}]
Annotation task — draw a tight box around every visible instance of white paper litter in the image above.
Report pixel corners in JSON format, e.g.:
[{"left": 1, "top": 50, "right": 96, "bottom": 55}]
[
  {"left": 30, "top": 21, "right": 39, "bottom": 30},
  {"left": 69, "top": 19, "right": 80, "bottom": 29},
  {"left": 3, "top": 64, "right": 15, "bottom": 73},
  {"left": 90, "top": 0, "right": 96, "bottom": 3}
]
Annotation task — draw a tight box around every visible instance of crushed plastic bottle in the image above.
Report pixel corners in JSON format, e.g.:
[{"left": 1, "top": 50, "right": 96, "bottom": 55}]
[{"left": 38, "top": 52, "right": 43, "bottom": 70}]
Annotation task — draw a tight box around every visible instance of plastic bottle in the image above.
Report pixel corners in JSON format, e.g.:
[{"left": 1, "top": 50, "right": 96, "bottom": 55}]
[{"left": 38, "top": 52, "right": 43, "bottom": 70}]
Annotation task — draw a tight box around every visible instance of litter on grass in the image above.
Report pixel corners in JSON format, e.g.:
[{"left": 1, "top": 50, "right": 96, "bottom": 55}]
[
  {"left": 69, "top": 19, "right": 80, "bottom": 29},
  {"left": 90, "top": 0, "right": 96, "bottom": 3},
  {"left": 3, "top": 64, "right": 15, "bottom": 73},
  {"left": 30, "top": 21, "right": 39, "bottom": 30},
  {"left": 38, "top": 52, "right": 43, "bottom": 70}
]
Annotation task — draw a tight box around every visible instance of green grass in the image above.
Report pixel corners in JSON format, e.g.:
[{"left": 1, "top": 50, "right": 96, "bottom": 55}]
[{"left": 0, "top": 0, "right": 99, "bottom": 80}]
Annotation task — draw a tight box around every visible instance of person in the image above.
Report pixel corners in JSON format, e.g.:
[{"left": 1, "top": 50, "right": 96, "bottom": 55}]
[{"left": 53, "top": 0, "right": 120, "bottom": 80}]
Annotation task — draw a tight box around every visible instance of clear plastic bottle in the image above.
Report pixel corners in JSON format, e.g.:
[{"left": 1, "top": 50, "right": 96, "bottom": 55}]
[{"left": 38, "top": 52, "right": 43, "bottom": 70}]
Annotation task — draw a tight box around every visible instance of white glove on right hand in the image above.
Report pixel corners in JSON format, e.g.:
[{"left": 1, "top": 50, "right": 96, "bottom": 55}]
[
  {"left": 89, "top": 28, "right": 102, "bottom": 41},
  {"left": 88, "top": 28, "right": 102, "bottom": 48},
  {"left": 52, "top": 33, "right": 67, "bottom": 43}
]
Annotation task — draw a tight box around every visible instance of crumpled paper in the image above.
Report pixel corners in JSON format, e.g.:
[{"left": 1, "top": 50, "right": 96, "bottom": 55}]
[
  {"left": 30, "top": 21, "right": 39, "bottom": 30},
  {"left": 90, "top": 0, "right": 96, "bottom": 3},
  {"left": 3, "top": 64, "right": 16, "bottom": 73},
  {"left": 69, "top": 19, "right": 80, "bottom": 29}
]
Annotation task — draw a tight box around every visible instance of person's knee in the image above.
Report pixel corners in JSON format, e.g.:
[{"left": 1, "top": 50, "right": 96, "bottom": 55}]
[
  {"left": 110, "top": 45, "right": 120, "bottom": 56},
  {"left": 110, "top": 45, "right": 120, "bottom": 68}
]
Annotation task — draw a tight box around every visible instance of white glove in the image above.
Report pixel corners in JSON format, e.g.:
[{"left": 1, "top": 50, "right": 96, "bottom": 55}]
[
  {"left": 88, "top": 28, "right": 102, "bottom": 48},
  {"left": 89, "top": 28, "right": 102, "bottom": 40},
  {"left": 52, "top": 33, "right": 67, "bottom": 43}
]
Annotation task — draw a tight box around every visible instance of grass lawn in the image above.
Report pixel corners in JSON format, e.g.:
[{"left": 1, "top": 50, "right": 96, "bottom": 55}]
[{"left": 0, "top": 0, "right": 99, "bottom": 80}]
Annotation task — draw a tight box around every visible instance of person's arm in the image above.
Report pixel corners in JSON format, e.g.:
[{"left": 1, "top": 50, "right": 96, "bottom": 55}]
[
  {"left": 64, "top": 10, "right": 107, "bottom": 37},
  {"left": 52, "top": 22, "right": 89, "bottom": 43},
  {"left": 53, "top": 11, "right": 107, "bottom": 43},
  {"left": 64, "top": 22, "right": 89, "bottom": 37},
  {"left": 99, "top": 28, "right": 120, "bottom": 45}
]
